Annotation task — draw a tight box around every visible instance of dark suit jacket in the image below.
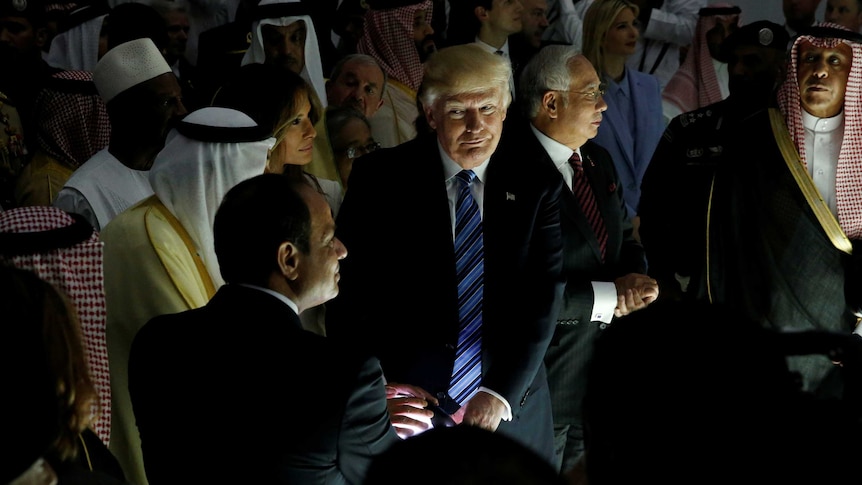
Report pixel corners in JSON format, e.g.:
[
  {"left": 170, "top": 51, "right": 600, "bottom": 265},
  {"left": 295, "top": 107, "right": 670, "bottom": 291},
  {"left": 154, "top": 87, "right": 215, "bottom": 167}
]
[
  {"left": 707, "top": 108, "right": 858, "bottom": 399},
  {"left": 326, "top": 132, "right": 565, "bottom": 463},
  {"left": 504, "top": 129, "right": 646, "bottom": 424},
  {"left": 129, "top": 285, "right": 398, "bottom": 485}
]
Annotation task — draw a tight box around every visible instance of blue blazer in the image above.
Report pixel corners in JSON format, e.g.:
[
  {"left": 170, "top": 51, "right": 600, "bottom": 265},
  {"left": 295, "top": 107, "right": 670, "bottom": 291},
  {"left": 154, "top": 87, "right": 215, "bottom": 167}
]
[{"left": 592, "top": 68, "right": 663, "bottom": 217}]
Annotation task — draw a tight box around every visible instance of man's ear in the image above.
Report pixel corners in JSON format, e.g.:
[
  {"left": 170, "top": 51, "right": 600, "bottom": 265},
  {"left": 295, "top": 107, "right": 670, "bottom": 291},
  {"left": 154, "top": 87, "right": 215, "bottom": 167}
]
[
  {"left": 277, "top": 241, "right": 300, "bottom": 281},
  {"left": 475, "top": 5, "right": 489, "bottom": 22},
  {"left": 375, "top": 97, "right": 384, "bottom": 111},
  {"left": 542, "top": 91, "right": 559, "bottom": 118},
  {"left": 424, "top": 104, "right": 437, "bottom": 130}
]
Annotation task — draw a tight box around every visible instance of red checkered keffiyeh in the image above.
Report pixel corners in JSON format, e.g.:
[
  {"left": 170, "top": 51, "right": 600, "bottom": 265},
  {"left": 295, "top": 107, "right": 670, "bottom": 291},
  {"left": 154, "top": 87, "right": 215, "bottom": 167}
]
[
  {"left": 0, "top": 206, "right": 110, "bottom": 444},
  {"left": 35, "top": 70, "right": 111, "bottom": 170},
  {"left": 357, "top": 0, "right": 433, "bottom": 92},
  {"left": 778, "top": 22, "right": 862, "bottom": 240},
  {"left": 662, "top": 4, "right": 740, "bottom": 115}
]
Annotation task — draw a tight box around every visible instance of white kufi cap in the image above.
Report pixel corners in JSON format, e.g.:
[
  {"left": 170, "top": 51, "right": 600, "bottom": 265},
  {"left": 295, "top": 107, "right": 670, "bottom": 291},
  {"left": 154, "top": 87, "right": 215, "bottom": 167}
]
[{"left": 93, "top": 38, "right": 172, "bottom": 103}]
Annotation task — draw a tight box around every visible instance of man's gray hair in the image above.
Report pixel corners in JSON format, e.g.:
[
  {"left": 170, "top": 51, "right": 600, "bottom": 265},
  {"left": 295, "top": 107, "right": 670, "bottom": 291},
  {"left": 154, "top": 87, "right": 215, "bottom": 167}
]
[
  {"left": 519, "top": 44, "right": 582, "bottom": 119},
  {"left": 329, "top": 53, "right": 388, "bottom": 97}
]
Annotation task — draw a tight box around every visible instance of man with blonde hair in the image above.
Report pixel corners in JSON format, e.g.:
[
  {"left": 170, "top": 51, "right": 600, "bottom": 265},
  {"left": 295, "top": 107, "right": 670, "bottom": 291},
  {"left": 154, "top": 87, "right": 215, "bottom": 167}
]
[{"left": 327, "top": 43, "right": 565, "bottom": 464}]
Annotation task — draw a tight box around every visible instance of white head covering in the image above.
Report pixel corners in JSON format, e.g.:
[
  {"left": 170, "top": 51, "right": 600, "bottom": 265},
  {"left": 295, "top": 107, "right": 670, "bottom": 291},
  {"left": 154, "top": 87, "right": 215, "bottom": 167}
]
[
  {"left": 93, "top": 38, "right": 173, "bottom": 103},
  {"left": 45, "top": 6, "right": 108, "bottom": 71},
  {"left": 149, "top": 107, "right": 276, "bottom": 288},
  {"left": 241, "top": 0, "right": 328, "bottom": 107}
]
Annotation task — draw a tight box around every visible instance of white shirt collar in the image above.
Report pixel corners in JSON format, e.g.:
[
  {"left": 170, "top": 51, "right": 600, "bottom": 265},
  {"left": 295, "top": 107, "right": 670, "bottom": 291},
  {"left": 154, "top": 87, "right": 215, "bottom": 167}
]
[
  {"left": 474, "top": 37, "right": 509, "bottom": 57},
  {"left": 237, "top": 283, "right": 299, "bottom": 316},
  {"left": 802, "top": 109, "right": 844, "bottom": 134},
  {"left": 438, "top": 140, "right": 490, "bottom": 183},
  {"left": 530, "top": 123, "right": 579, "bottom": 170}
]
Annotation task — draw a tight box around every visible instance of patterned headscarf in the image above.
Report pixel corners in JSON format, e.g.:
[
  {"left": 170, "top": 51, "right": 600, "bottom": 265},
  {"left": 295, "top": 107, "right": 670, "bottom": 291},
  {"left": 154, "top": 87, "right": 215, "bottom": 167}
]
[
  {"left": 0, "top": 206, "right": 110, "bottom": 444},
  {"left": 357, "top": 0, "right": 433, "bottom": 92},
  {"left": 149, "top": 107, "right": 275, "bottom": 288},
  {"left": 662, "top": 4, "right": 741, "bottom": 115},
  {"left": 35, "top": 70, "right": 110, "bottom": 170},
  {"left": 778, "top": 22, "right": 862, "bottom": 239},
  {"left": 241, "top": 0, "right": 328, "bottom": 107}
]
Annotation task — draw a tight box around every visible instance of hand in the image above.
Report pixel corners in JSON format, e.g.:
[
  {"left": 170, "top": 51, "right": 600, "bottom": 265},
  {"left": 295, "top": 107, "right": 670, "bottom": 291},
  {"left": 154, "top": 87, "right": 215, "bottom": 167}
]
[
  {"left": 457, "top": 391, "right": 506, "bottom": 432},
  {"left": 385, "top": 382, "right": 436, "bottom": 439},
  {"left": 614, "top": 273, "right": 659, "bottom": 317}
]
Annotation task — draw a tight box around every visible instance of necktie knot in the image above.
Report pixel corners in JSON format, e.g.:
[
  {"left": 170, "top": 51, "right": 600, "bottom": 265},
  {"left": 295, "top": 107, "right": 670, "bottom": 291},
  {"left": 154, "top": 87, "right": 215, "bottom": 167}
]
[
  {"left": 456, "top": 169, "right": 477, "bottom": 186},
  {"left": 568, "top": 152, "right": 583, "bottom": 172}
]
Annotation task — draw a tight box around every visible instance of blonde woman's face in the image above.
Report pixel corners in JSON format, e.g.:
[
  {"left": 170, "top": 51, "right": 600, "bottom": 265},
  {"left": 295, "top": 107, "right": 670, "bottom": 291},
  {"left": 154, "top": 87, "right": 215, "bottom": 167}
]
[
  {"left": 602, "top": 8, "right": 639, "bottom": 58},
  {"left": 266, "top": 94, "right": 316, "bottom": 173}
]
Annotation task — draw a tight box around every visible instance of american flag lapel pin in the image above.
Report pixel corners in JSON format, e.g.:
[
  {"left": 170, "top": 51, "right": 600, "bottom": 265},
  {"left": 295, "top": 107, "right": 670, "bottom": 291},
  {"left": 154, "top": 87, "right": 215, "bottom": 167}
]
[{"left": 506, "top": 192, "right": 516, "bottom": 201}]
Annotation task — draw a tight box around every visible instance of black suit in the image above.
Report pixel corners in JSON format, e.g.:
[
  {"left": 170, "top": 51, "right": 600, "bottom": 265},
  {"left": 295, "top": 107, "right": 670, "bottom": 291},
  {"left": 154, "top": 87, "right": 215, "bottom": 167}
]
[
  {"left": 326, "top": 132, "right": 565, "bottom": 464},
  {"left": 500, "top": 125, "right": 645, "bottom": 469},
  {"left": 129, "top": 285, "right": 398, "bottom": 484}
]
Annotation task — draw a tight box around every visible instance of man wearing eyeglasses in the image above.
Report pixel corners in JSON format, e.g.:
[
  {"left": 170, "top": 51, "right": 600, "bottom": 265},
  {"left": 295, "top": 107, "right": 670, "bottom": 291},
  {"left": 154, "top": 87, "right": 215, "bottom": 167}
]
[{"left": 510, "top": 45, "right": 658, "bottom": 475}]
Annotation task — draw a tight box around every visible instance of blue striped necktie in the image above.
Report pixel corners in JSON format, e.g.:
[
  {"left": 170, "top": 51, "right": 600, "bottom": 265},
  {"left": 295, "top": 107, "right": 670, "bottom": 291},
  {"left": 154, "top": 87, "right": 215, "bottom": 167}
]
[{"left": 449, "top": 169, "right": 484, "bottom": 406}]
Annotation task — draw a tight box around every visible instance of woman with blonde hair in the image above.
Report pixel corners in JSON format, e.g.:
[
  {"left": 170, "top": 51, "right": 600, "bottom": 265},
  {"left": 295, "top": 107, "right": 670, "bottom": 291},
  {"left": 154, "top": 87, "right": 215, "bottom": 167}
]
[{"left": 582, "top": 0, "right": 664, "bottom": 236}]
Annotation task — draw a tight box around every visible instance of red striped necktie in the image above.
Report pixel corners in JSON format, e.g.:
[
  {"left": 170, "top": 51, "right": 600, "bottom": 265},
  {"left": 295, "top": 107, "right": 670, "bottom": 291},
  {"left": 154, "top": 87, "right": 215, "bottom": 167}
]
[{"left": 569, "top": 152, "right": 608, "bottom": 261}]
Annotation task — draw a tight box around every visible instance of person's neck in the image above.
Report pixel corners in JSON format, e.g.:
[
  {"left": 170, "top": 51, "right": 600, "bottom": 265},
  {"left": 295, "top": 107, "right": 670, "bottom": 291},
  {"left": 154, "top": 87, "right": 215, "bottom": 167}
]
[
  {"left": 108, "top": 138, "right": 161, "bottom": 171},
  {"left": 605, "top": 55, "right": 626, "bottom": 83},
  {"left": 478, "top": 26, "right": 508, "bottom": 50}
]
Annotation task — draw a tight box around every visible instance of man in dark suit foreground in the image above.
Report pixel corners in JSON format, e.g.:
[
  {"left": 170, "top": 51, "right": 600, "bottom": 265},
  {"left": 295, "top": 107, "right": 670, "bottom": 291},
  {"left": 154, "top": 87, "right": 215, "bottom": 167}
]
[
  {"left": 128, "top": 174, "right": 399, "bottom": 484},
  {"left": 327, "top": 43, "right": 565, "bottom": 464},
  {"left": 511, "top": 45, "right": 659, "bottom": 474}
]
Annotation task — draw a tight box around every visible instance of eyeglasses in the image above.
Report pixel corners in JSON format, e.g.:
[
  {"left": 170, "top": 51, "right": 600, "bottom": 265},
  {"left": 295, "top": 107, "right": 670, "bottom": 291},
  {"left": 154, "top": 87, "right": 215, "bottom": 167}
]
[
  {"left": 560, "top": 83, "right": 607, "bottom": 102},
  {"left": 343, "top": 141, "right": 381, "bottom": 159}
]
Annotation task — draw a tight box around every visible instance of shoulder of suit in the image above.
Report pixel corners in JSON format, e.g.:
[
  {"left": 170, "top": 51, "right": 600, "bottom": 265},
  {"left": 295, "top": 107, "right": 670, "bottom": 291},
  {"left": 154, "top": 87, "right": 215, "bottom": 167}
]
[{"left": 674, "top": 103, "right": 725, "bottom": 129}]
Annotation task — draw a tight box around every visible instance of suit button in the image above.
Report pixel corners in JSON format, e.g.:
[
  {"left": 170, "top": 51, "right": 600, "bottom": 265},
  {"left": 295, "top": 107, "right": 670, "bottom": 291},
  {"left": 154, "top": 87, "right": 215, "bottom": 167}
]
[
  {"left": 599, "top": 323, "right": 608, "bottom": 330},
  {"left": 437, "top": 392, "right": 447, "bottom": 400},
  {"left": 572, "top": 319, "right": 579, "bottom": 325}
]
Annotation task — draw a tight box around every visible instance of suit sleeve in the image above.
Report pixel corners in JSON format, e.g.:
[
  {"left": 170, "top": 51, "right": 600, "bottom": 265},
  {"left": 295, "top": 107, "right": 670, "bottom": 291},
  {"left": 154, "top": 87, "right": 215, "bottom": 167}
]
[
  {"left": 484, "top": 168, "right": 565, "bottom": 408},
  {"left": 337, "top": 354, "right": 400, "bottom": 484}
]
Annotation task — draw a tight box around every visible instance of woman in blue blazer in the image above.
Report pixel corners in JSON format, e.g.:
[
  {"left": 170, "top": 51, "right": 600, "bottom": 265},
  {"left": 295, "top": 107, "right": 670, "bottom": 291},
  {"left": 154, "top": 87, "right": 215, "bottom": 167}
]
[{"left": 583, "top": 0, "right": 664, "bottom": 233}]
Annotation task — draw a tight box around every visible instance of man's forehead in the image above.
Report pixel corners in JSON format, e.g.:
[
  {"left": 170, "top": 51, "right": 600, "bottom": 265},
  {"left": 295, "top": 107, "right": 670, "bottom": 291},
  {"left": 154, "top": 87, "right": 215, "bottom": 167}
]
[
  {"left": 440, "top": 90, "right": 502, "bottom": 106},
  {"left": 343, "top": 61, "right": 383, "bottom": 82}
]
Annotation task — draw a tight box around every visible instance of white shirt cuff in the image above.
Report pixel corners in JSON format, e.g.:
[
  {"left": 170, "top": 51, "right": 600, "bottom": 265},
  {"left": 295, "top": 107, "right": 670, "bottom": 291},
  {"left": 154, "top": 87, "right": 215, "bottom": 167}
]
[
  {"left": 591, "top": 281, "right": 617, "bottom": 324},
  {"left": 478, "top": 387, "right": 513, "bottom": 421}
]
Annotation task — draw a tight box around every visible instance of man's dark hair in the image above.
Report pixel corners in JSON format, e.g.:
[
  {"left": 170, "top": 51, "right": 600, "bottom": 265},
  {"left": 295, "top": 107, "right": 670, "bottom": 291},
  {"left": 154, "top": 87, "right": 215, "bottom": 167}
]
[
  {"left": 444, "top": 0, "right": 493, "bottom": 46},
  {"left": 214, "top": 173, "right": 312, "bottom": 286}
]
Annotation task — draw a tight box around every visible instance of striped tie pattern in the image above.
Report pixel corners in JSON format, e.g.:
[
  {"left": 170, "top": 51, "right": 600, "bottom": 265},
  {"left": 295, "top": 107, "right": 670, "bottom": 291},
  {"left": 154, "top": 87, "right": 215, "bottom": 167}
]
[
  {"left": 449, "top": 170, "right": 484, "bottom": 406},
  {"left": 570, "top": 152, "right": 608, "bottom": 261}
]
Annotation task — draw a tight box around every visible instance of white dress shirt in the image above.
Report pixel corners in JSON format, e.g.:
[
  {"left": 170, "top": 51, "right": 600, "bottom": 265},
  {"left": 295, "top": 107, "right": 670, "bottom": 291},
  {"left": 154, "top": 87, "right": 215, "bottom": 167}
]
[
  {"left": 436, "top": 141, "right": 512, "bottom": 420},
  {"left": 802, "top": 109, "right": 844, "bottom": 217}
]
